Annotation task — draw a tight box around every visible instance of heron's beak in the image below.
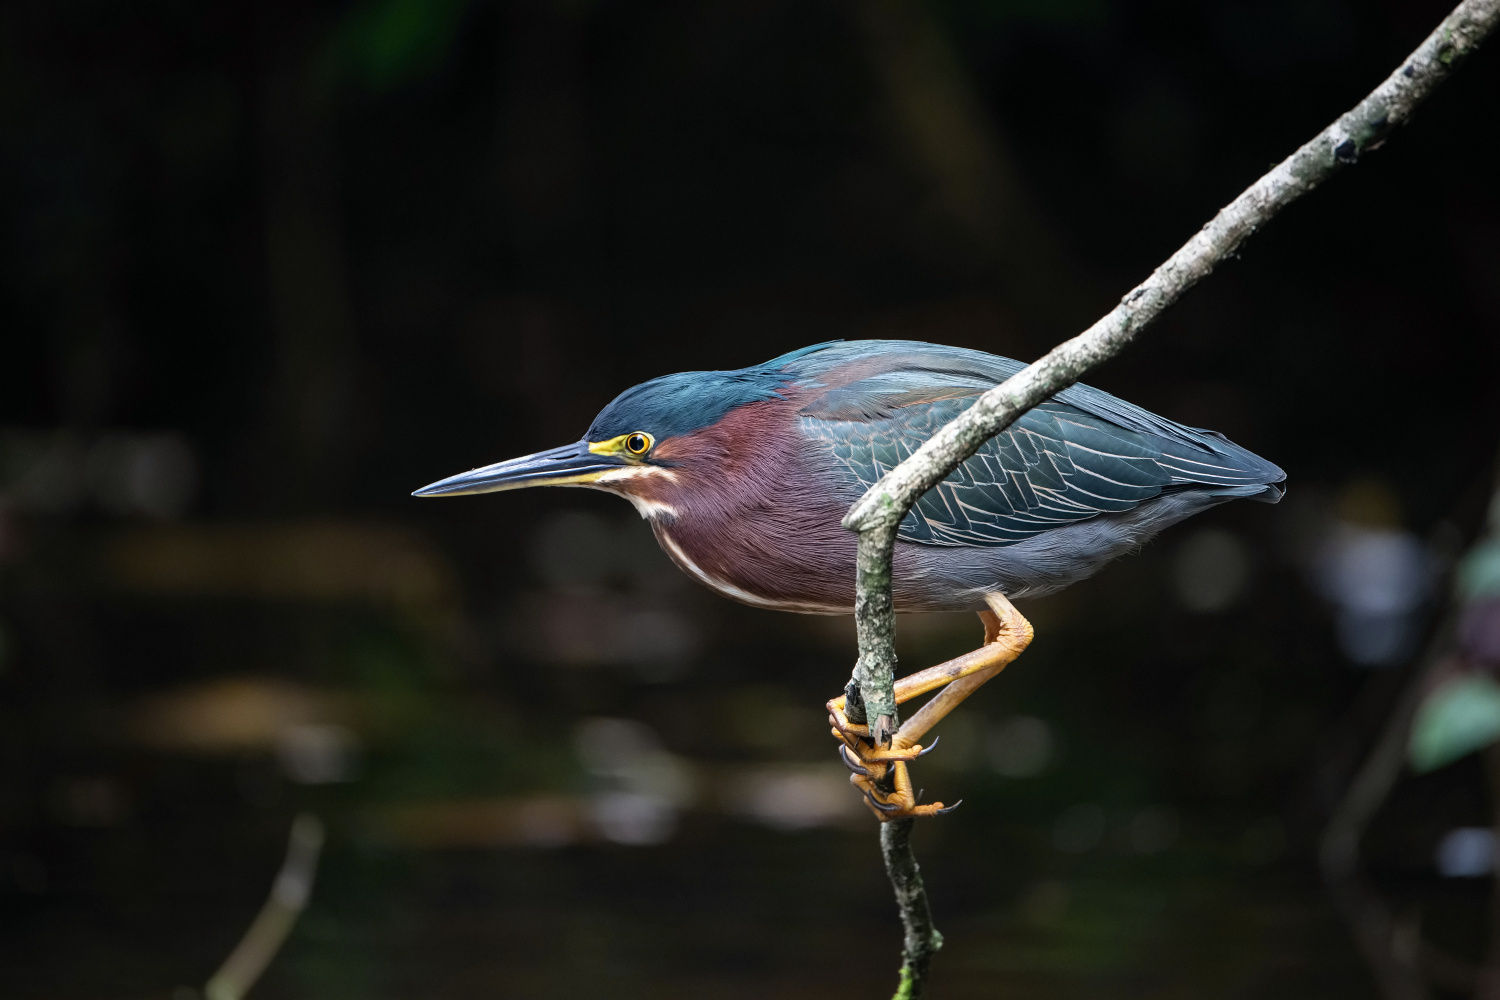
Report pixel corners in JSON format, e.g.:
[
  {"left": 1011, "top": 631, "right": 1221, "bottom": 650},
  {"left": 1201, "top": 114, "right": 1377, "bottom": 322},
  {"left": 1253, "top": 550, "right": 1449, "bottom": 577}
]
[{"left": 412, "top": 441, "right": 627, "bottom": 497}]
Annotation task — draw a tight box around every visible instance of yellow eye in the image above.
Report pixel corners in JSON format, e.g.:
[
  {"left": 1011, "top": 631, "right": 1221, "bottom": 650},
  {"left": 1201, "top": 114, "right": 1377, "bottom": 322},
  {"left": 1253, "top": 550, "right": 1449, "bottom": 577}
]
[{"left": 624, "top": 432, "right": 652, "bottom": 456}]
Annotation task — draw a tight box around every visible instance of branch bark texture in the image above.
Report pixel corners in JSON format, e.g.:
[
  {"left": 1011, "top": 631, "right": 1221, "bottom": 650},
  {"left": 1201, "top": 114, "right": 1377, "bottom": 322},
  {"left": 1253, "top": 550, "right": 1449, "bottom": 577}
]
[
  {"left": 843, "top": 2, "right": 1499, "bottom": 997},
  {"left": 881, "top": 819, "right": 942, "bottom": 999}
]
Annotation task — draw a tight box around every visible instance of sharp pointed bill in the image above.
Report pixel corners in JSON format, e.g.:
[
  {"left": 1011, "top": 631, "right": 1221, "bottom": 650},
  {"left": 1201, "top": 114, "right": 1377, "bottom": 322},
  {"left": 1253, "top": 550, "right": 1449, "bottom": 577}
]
[{"left": 412, "top": 441, "right": 629, "bottom": 497}]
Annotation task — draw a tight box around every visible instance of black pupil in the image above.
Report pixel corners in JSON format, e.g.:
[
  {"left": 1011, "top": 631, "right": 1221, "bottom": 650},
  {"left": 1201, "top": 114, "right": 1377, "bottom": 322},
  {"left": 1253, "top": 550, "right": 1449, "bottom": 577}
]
[{"left": 629, "top": 435, "right": 646, "bottom": 452}]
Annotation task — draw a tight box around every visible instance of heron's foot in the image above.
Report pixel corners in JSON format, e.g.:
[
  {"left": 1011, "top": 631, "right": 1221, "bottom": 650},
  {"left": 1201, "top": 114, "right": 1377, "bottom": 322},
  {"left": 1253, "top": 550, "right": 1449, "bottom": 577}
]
[
  {"left": 826, "top": 698, "right": 949, "bottom": 822},
  {"left": 826, "top": 698, "right": 870, "bottom": 742},
  {"left": 827, "top": 698, "right": 936, "bottom": 765},
  {"left": 849, "top": 761, "right": 961, "bottom": 821},
  {"left": 821, "top": 595, "right": 1033, "bottom": 823}
]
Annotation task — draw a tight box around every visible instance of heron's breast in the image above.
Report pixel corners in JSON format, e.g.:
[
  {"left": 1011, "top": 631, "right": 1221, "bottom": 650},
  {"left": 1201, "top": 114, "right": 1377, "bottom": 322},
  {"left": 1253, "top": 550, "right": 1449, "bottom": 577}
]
[{"left": 649, "top": 518, "right": 853, "bottom": 614}]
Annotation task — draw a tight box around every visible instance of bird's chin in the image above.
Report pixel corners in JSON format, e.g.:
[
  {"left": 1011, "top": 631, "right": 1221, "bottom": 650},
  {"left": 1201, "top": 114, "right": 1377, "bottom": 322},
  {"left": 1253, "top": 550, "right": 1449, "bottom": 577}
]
[
  {"left": 609, "top": 489, "right": 679, "bottom": 521},
  {"left": 587, "top": 466, "right": 681, "bottom": 521}
]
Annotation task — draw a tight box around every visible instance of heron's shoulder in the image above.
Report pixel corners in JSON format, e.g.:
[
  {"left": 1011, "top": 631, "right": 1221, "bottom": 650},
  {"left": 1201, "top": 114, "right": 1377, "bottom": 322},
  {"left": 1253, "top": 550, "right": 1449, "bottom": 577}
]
[
  {"left": 776, "top": 340, "right": 1283, "bottom": 548},
  {"left": 778, "top": 340, "right": 1024, "bottom": 386},
  {"left": 779, "top": 340, "right": 1279, "bottom": 475}
]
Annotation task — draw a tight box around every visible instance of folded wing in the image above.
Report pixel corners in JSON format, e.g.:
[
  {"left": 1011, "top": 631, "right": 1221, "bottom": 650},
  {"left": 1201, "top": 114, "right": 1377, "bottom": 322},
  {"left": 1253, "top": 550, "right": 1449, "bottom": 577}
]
[{"left": 794, "top": 347, "right": 1283, "bottom": 548}]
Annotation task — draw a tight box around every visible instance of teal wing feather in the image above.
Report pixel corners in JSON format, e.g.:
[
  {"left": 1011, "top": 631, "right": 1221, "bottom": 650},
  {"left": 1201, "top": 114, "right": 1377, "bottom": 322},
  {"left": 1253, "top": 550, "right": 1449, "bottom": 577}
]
[{"left": 796, "top": 359, "right": 1281, "bottom": 548}]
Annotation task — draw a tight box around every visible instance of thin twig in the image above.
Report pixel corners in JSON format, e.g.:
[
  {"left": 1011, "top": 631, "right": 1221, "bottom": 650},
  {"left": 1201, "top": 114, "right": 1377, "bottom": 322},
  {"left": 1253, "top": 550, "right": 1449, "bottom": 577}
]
[
  {"left": 841, "top": 3, "right": 1500, "bottom": 997},
  {"left": 205, "top": 813, "right": 324, "bottom": 1000}
]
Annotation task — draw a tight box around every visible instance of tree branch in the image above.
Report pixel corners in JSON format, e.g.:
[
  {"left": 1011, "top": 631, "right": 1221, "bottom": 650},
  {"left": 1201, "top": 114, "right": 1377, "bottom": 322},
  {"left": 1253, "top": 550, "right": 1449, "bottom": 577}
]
[
  {"left": 843, "top": 2, "right": 1500, "bottom": 996},
  {"left": 881, "top": 819, "right": 942, "bottom": 999}
]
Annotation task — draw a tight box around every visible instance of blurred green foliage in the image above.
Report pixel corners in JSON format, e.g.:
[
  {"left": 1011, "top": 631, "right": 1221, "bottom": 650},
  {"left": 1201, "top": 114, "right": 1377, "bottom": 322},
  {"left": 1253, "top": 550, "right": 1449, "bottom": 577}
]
[
  {"left": 1458, "top": 538, "right": 1500, "bottom": 600},
  {"left": 1409, "top": 674, "right": 1500, "bottom": 773},
  {"left": 327, "top": 0, "right": 475, "bottom": 92}
]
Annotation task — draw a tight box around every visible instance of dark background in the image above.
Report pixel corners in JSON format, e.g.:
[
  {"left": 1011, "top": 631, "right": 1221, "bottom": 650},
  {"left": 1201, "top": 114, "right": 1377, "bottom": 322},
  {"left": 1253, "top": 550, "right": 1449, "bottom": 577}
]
[{"left": 1, "top": 1, "right": 1498, "bottom": 997}]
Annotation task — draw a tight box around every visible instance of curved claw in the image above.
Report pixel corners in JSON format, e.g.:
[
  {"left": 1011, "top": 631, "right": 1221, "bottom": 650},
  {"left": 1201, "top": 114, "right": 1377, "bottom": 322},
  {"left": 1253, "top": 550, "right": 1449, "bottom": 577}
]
[
  {"left": 935, "top": 799, "right": 963, "bottom": 815},
  {"left": 838, "top": 744, "right": 871, "bottom": 776},
  {"left": 915, "top": 735, "right": 940, "bottom": 757},
  {"left": 863, "top": 789, "right": 901, "bottom": 813}
]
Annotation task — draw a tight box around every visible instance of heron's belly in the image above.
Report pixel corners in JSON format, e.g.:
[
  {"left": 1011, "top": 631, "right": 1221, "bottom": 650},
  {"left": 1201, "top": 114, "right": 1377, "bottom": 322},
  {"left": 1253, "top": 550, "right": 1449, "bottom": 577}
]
[
  {"left": 648, "top": 489, "right": 1245, "bottom": 615},
  {"left": 648, "top": 520, "right": 986, "bottom": 614},
  {"left": 652, "top": 526, "right": 852, "bottom": 614}
]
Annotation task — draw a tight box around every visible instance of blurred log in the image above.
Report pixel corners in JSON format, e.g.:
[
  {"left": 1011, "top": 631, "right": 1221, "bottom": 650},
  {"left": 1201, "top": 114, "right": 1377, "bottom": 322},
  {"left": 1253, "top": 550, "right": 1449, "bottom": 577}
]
[{"left": 102, "top": 520, "right": 457, "bottom": 612}]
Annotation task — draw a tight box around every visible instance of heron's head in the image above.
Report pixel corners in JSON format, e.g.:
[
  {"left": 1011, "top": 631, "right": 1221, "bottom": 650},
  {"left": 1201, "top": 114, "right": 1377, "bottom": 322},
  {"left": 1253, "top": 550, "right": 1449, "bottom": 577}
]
[{"left": 413, "top": 351, "right": 823, "bottom": 518}]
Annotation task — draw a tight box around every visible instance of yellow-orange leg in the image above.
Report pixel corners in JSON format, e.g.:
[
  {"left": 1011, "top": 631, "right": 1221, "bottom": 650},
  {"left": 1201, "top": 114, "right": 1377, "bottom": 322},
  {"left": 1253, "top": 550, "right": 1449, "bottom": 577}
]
[{"left": 827, "top": 592, "right": 1033, "bottom": 821}]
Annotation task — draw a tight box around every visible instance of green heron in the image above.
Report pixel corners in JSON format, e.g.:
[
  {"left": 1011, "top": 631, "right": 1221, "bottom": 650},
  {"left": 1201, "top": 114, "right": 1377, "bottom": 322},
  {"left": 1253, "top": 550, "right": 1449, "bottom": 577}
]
[{"left": 416, "top": 340, "right": 1284, "bottom": 819}]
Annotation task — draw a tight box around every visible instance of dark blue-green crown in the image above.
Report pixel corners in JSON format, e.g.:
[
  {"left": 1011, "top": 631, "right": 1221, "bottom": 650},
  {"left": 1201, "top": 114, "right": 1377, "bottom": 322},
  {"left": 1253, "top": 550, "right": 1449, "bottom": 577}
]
[{"left": 585, "top": 342, "right": 837, "bottom": 441}]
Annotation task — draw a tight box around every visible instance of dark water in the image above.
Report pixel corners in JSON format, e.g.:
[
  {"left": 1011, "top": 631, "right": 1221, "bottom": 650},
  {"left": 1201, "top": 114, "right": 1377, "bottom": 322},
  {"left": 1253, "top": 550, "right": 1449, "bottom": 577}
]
[{"left": 1, "top": 507, "right": 1487, "bottom": 997}]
